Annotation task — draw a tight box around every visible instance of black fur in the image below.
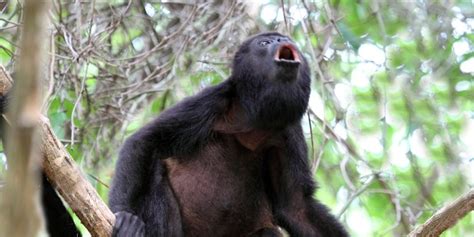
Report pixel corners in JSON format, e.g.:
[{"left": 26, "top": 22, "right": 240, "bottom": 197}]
[
  {"left": 110, "top": 32, "right": 348, "bottom": 237},
  {"left": 41, "top": 172, "right": 81, "bottom": 237},
  {"left": 0, "top": 93, "right": 81, "bottom": 237}
]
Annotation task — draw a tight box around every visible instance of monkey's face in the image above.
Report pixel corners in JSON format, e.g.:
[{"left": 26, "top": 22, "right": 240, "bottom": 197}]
[
  {"left": 232, "top": 33, "right": 305, "bottom": 84},
  {"left": 231, "top": 33, "right": 311, "bottom": 130}
]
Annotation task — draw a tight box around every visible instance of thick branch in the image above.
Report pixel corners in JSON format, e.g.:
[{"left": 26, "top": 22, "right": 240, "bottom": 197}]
[
  {"left": 0, "top": 65, "right": 114, "bottom": 236},
  {"left": 408, "top": 189, "right": 474, "bottom": 237},
  {"left": 40, "top": 116, "right": 115, "bottom": 236}
]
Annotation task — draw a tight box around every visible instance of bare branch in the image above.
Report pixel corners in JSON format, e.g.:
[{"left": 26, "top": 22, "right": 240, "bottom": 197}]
[{"left": 408, "top": 189, "right": 474, "bottom": 237}]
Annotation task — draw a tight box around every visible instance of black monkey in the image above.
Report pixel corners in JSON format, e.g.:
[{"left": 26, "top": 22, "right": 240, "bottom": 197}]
[
  {"left": 110, "top": 32, "right": 349, "bottom": 237},
  {"left": 0, "top": 93, "right": 81, "bottom": 237}
]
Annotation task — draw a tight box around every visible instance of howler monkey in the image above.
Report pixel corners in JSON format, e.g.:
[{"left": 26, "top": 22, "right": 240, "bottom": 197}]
[{"left": 110, "top": 32, "right": 349, "bottom": 237}]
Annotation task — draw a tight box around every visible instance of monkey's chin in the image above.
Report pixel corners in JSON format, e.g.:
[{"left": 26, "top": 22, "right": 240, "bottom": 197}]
[{"left": 274, "top": 64, "right": 300, "bottom": 82}]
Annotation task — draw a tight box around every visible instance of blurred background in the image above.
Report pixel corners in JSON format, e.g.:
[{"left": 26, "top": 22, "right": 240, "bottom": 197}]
[{"left": 0, "top": 0, "right": 473, "bottom": 236}]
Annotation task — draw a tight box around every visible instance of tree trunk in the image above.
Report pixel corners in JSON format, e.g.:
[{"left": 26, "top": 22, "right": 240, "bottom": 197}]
[{"left": 0, "top": 0, "right": 48, "bottom": 236}]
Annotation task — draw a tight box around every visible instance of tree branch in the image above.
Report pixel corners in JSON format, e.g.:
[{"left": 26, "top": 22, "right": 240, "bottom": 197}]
[
  {"left": 408, "top": 189, "right": 474, "bottom": 237},
  {"left": 0, "top": 64, "right": 114, "bottom": 236}
]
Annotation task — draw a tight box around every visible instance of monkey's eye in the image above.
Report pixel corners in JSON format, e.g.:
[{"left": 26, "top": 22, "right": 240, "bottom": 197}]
[{"left": 258, "top": 40, "right": 271, "bottom": 46}]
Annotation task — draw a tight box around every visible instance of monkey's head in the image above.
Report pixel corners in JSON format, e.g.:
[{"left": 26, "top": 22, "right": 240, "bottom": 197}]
[{"left": 231, "top": 32, "right": 311, "bottom": 130}]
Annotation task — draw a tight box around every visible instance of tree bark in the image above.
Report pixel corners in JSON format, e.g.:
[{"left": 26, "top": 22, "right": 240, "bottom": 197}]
[
  {"left": 408, "top": 189, "right": 474, "bottom": 237},
  {"left": 40, "top": 115, "right": 115, "bottom": 236},
  {"left": 0, "top": 67, "right": 114, "bottom": 236}
]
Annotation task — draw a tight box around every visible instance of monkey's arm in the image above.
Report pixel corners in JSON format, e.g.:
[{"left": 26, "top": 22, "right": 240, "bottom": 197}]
[
  {"left": 269, "top": 125, "right": 349, "bottom": 237},
  {"left": 109, "top": 82, "right": 231, "bottom": 236}
]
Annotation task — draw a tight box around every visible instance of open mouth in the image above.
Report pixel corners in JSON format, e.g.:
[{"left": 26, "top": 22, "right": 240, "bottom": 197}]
[{"left": 274, "top": 44, "right": 300, "bottom": 65}]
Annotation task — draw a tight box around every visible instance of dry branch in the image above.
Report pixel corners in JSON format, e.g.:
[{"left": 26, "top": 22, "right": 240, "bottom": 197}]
[
  {"left": 408, "top": 189, "right": 474, "bottom": 237},
  {"left": 0, "top": 64, "right": 114, "bottom": 236}
]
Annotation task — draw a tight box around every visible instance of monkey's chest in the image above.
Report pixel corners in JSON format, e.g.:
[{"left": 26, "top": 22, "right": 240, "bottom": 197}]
[{"left": 164, "top": 136, "right": 274, "bottom": 236}]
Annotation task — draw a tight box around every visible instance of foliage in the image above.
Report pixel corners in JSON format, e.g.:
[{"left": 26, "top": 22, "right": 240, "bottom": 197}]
[{"left": 0, "top": 0, "right": 473, "bottom": 236}]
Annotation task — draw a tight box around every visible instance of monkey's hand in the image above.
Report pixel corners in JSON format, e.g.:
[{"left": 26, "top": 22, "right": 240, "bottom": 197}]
[{"left": 112, "top": 211, "right": 145, "bottom": 237}]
